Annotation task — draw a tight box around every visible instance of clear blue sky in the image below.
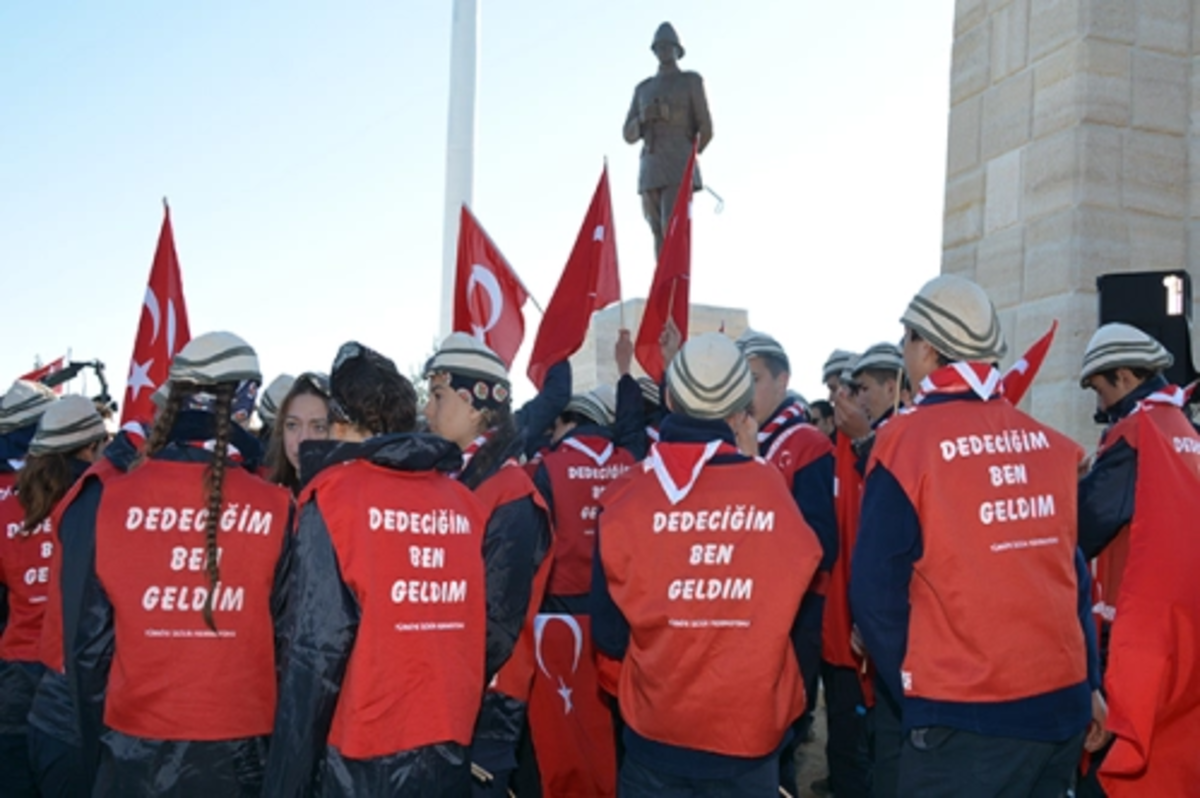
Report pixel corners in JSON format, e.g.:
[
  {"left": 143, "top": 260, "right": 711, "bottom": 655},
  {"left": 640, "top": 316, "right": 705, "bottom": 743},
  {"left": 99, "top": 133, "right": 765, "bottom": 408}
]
[{"left": 0, "top": 0, "right": 954, "bottom": 405}]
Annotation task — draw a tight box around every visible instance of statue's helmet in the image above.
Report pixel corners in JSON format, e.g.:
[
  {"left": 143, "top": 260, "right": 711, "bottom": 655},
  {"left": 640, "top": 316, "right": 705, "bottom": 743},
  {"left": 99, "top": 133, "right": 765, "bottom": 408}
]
[{"left": 651, "top": 22, "right": 684, "bottom": 59}]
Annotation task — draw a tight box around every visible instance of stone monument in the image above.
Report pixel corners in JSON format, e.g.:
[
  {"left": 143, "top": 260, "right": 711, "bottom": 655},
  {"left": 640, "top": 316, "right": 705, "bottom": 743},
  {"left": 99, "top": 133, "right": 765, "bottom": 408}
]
[
  {"left": 623, "top": 22, "right": 714, "bottom": 257},
  {"left": 943, "top": 0, "right": 1200, "bottom": 445}
]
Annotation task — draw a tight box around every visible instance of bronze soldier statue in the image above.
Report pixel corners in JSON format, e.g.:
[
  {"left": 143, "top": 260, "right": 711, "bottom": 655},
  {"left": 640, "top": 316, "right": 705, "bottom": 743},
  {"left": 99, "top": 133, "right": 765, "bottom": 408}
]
[{"left": 623, "top": 22, "right": 713, "bottom": 257}]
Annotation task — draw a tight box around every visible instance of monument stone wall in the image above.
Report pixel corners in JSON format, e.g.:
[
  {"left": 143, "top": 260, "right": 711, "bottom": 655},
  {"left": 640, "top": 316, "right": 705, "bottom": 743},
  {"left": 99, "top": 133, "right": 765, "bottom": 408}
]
[{"left": 945, "top": 0, "right": 1200, "bottom": 445}]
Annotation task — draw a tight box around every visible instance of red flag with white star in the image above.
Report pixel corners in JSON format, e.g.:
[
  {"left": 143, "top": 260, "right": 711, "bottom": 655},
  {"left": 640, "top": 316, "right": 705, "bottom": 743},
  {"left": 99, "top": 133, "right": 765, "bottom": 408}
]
[
  {"left": 527, "top": 166, "right": 621, "bottom": 389},
  {"left": 120, "top": 201, "right": 191, "bottom": 434}
]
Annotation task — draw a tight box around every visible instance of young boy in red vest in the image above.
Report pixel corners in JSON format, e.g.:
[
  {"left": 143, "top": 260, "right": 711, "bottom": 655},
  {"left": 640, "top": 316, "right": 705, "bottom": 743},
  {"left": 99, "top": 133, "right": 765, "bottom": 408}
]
[
  {"left": 591, "top": 333, "right": 824, "bottom": 798},
  {"left": 735, "top": 330, "right": 841, "bottom": 795},
  {"left": 264, "top": 341, "right": 488, "bottom": 797},
  {"left": 1075, "top": 323, "right": 1200, "bottom": 795},
  {"left": 851, "top": 275, "right": 1102, "bottom": 797}
]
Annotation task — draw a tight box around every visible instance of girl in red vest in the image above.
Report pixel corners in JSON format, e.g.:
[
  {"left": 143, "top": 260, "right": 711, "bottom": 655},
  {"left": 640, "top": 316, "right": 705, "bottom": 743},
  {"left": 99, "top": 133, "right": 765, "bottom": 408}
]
[
  {"left": 423, "top": 333, "right": 553, "bottom": 798},
  {"left": 264, "top": 341, "right": 488, "bottom": 797},
  {"left": 264, "top": 371, "right": 331, "bottom": 493},
  {"left": 63, "top": 332, "right": 291, "bottom": 796},
  {"left": 17, "top": 397, "right": 111, "bottom": 798},
  {"left": 0, "top": 382, "right": 71, "bottom": 798},
  {"left": 30, "top": 422, "right": 141, "bottom": 798}
]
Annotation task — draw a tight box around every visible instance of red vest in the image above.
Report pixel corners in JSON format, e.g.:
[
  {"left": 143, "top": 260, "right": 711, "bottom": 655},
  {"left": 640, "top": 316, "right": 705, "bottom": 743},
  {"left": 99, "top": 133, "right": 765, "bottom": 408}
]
[
  {"left": 0, "top": 471, "right": 56, "bottom": 662},
  {"left": 39, "top": 457, "right": 122, "bottom": 672},
  {"left": 1099, "top": 414, "right": 1200, "bottom": 796},
  {"left": 872, "top": 400, "right": 1086, "bottom": 702},
  {"left": 822, "top": 433, "right": 864, "bottom": 669},
  {"left": 542, "top": 435, "right": 635, "bottom": 597},
  {"left": 96, "top": 460, "right": 290, "bottom": 740},
  {"left": 474, "top": 462, "right": 552, "bottom": 703},
  {"left": 599, "top": 455, "right": 821, "bottom": 757},
  {"left": 303, "top": 461, "right": 487, "bottom": 758},
  {"left": 1092, "top": 403, "right": 1200, "bottom": 623},
  {"left": 762, "top": 422, "right": 833, "bottom": 495}
]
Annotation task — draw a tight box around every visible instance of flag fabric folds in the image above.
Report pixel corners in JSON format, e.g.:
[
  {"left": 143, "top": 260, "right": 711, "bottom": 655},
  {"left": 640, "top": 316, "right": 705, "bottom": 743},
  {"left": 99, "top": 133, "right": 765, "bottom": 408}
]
[
  {"left": 634, "top": 140, "right": 697, "bottom": 382},
  {"left": 120, "top": 201, "right": 191, "bottom": 433},
  {"left": 1002, "top": 321, "right": 1058, "bottom": 405},
  {"left": 454, "top": 205, "right": 529, "bottom": 368},
  {"left": 527, "top": 167, "right": 621, "bottom": 389}
]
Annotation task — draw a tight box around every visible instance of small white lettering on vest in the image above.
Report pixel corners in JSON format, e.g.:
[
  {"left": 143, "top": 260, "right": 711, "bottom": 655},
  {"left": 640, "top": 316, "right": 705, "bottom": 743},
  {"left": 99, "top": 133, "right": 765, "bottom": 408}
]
[
  {"left": 141, "top": 584, "right": 245, "bottom": 612},
  {"left": 169, "top": 546, "right": 222, "bottom": 572},
  {"left": 667, "top": 577, "right": 753, "bottom": 601},
  {"left": 988, "top": 463, "right": 1028, "bottom": 487},
  {"left": 652, "top": 506, "right": 776, "bottom": 534},
  {"left": 390, "top": 579, "right": 468, "bottom": 603},
  {"left": 1174, "top": 436, "right": 1200, "bottom": 455},
  {"left": 368, "top": 507, "right": 472, "bottom": 535},
  {"left": 124, "top": 505, "right": 274, "bottom": 535},
  {"left": 939, "top": 429, "right": 1051, "bottom": 461},
  {"left": 409, "top": 546, "right": 446, "bottom": 569},
  {"left": 567, "top": 464, "right": 630, "bottom": 481},
  {"left": 688, "top": 543, "right": 734, "bottom": 566},
  {"left": 979, "top": 494, "right": 1056, "bottom": 525}
]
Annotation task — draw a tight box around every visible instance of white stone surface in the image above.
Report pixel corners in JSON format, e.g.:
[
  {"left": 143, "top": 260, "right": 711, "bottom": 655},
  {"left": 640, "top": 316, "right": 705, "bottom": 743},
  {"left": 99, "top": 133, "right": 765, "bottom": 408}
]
[
  {"left": 568, "top": 300, "right": 749, "bottom": 393},
  {"left": 946, "top": 0, "right": 1199, "bottom": 444}
]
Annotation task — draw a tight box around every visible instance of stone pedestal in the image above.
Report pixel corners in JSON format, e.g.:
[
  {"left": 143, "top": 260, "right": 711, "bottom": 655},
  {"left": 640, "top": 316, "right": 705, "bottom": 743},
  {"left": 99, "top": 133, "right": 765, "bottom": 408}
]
[
  {"left": 944, "top": 0, "right": 1199, "bottom": 444},
  {"left": 569, "top": 300, "right": 749, "bottom": 392}
]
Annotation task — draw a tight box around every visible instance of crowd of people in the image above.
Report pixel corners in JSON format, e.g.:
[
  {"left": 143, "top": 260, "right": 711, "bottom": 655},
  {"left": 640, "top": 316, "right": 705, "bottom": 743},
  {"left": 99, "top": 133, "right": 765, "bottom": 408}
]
[{"left": 0, "top": 273, "right": 1196, "bottom": 797}]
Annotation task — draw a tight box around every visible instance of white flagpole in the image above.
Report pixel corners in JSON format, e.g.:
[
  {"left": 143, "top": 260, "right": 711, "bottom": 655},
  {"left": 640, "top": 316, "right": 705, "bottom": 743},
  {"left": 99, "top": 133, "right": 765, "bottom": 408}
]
[{"left": 440, "top": 0, "right": 480, "bottom": 338}]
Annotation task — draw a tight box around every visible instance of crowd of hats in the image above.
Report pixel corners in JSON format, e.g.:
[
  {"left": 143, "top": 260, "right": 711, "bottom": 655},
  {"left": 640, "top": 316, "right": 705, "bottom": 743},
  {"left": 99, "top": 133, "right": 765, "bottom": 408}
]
[{"left": 1, "top": 275, "right": 1181, "bottom": 448}]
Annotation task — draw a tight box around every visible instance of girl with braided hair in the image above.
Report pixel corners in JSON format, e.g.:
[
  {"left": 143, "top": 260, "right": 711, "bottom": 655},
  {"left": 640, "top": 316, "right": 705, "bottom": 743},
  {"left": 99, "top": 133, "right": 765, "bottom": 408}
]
[
  {"left": 62, "top": 332, "right": 291, "bottom": 796},
  {"left": 423, "top": 332, "right": 554, "bottom": 798}
]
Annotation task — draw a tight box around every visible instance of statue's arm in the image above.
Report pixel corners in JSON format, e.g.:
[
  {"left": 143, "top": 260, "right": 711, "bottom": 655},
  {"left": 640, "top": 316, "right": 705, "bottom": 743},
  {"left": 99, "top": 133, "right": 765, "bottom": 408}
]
[
  {"left": 692, "top": 75, "right": 713, "bottom": 152},
  {"left": 623, "top": 91, "right": 642, "bottom": 144}
]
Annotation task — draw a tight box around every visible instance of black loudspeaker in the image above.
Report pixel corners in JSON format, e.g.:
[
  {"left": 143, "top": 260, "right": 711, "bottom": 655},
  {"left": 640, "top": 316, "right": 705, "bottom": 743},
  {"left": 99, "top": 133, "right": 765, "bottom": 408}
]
[{"left": 1097, "top": 271, "right": 1197, "bottom": 387}]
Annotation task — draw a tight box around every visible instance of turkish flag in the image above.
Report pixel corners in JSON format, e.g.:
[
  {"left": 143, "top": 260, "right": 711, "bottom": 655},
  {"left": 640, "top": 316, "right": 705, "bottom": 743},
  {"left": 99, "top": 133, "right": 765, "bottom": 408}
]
[
  {"left": 635, "top": 140, "right": 697, "bottom": 382},
  {"left": 454, "top": 205, "right": 529, "bottom": 368},
  {"left": 1002, "top": 321, "right": 1057, "bottom": 405},
  {"left": 526, "top": 613, "right": 617, "bottom": 798},
  {"left": 120, "top": 201, "right": 191, "bottom": 433},
  {"left": 20, "top": 358, "right": 66, "bottom": 394},
  {"left": 1100, "top": 414, "right": 1200, "bottom": 795},
  {"left": 527, "top": 166, "right": 621, "bottom": 389}
]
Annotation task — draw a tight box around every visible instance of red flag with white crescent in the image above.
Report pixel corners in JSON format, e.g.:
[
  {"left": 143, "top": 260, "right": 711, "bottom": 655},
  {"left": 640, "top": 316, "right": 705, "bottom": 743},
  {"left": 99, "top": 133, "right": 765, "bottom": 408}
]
[
  {"left": 120, "top": 202, "right": 191, "bottom": 434},
  {"left": 526, "top": 613, "right": 617, "bottom": 797},
  {"left": 454, "top": 205, "right": 530, "bottom": 368},
  {"left": 1002, "top": 321, "right": 1058, "bottom": 405},
  {"left": 527, "top": 166, "right": 621, "bottom": 389},
  {"left": 634, "top": 140, "right": 697, "bottom": 382}
]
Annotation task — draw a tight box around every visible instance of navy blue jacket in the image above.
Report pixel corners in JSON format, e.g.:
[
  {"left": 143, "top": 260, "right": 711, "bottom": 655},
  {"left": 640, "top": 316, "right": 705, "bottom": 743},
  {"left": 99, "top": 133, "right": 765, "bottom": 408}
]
[
  {"left": 849, "top": 392, "right": 1099, "bottom": 742},
  {"left": 1077, "top": 375, "right": 1168, "bottom": 559}
]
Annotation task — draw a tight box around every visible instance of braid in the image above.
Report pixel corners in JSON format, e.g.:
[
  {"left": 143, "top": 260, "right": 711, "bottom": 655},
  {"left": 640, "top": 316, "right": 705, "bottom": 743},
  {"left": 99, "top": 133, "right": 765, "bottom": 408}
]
[
  {"left": 201, "top": 383, "right": 235, "bottom": 631},
  {"left": 142, "top": 384, "right": 186, "bottom": 460}
]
